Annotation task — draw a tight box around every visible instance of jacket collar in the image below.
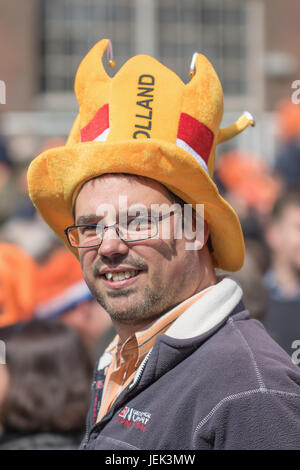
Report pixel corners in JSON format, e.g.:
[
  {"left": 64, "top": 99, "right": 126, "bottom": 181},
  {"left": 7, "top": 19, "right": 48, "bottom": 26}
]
[
  {"left": 135, "top": 278, "right": 247, "bottom": 387},
  {"left": 165, "top": 277, "right": 243, "bottom": 340}
]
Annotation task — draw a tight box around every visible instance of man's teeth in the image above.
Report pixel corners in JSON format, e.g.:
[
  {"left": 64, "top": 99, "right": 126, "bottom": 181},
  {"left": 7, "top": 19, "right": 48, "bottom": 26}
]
[{"left": 105, "top": 271, "right": 138, "bottom": 281}]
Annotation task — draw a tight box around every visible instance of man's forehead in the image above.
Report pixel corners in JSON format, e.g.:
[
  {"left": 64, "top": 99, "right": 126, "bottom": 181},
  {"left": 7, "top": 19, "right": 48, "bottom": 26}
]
[
  {"left": 82, "top": 173, "right": 166, "bottom": 189},
  {"left": 73, "top": 173, "right": 175, "bottom": 220},
  {"left": 77, "top": 174, "right": 173, "bottom": 202}
]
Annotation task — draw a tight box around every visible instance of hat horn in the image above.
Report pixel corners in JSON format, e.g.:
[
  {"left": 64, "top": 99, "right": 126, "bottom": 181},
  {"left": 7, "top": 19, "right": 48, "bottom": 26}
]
[
  {"left": 74, "top": 39, "right": 111, "bottom": 124},
  {"left": 217, "top": 111, "right": 255, "bottom": 144},
  {"left": 183, "top": 53, "right": 224, "bottom": 135}
]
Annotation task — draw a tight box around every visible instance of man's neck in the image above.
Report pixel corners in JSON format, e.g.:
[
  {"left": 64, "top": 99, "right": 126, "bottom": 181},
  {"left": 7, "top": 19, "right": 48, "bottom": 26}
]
[
  {"left": 112, "top": 276, "right": 218, "bottom": 345},
  {"left": 112, "top": 319, "right": 155, "bottom": 345}
]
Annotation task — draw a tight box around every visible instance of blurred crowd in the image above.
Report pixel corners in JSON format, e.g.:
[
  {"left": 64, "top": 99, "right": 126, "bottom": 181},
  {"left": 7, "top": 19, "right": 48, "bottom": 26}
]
[
  {"left": 0, "top": 99, "right": 300, "bottom": 449},
  {"left": 215, "top": 100, "right": 300, "bottom": 356}
]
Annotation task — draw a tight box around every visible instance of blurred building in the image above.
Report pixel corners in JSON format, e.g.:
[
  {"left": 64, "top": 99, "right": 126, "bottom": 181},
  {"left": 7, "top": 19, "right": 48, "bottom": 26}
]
[
  {"left": 0, "top": 0, "right": 39, "bottom": 111},
  {"left": 264, "top": 0, "right": 300, "bottom": 110},
  {"left": 1, "top": 0, "right": 265, "bottom": 112},
  {"left": 0, "top": 0, "right": 299, "bottom": 165},
  {"left": 1, "top": 0, "right": 300, "bottom": 112},
  {"left": 39, "top": 0, "right": 265, "bottom": 113}
]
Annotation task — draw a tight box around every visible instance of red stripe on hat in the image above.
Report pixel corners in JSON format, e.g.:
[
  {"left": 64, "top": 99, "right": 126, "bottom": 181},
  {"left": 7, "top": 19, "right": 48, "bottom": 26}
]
[
  {"left": 177, "top": 113, "right": 214, "bottom": 163},
  {"left": 80, "top": 104, "right": 109, "bottom": 142}
]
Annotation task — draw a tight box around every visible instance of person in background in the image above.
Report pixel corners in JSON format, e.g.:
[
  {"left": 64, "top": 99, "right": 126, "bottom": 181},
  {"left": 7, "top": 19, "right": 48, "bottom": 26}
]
[
  {"left": 0, "top": 243, "right": 38, "bottom": 438},
  {"left": 215, "top": 151, "right": 272, "bottom": 317},
  {"left": 0, "top": 319, "right": 93, "bottom": 450},
  {"left": 0, "top": 243, "right": 38, "bottom": 330},
  {"left": 215, "top": 150, "right": 280, "bottom": 221},
  {"left": 227, "top": 249, "right": 269, "bottom": 324},
  {"left": 274, "top": 140, "right": 300, "bottom": 190},
  {"left": 273, "top": 100, "right": 300, "bottom": 189},
  {"left": 215, "top": 149, "right": 277, "bottom": 275},
  {"left": 263, "top": 186, "right": 300, "bottom": 357},
  {"left": 35, "top": 247, "right": 115, "bottom": 358},
  {"left": 264, "top": 187, "right": 300, "bottom": 301}
]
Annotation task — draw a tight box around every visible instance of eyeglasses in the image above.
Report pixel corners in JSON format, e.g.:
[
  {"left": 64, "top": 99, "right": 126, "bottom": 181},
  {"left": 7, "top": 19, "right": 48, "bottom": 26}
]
[{"left": 64, "top": 211, "right": 179, "bottom": 248}]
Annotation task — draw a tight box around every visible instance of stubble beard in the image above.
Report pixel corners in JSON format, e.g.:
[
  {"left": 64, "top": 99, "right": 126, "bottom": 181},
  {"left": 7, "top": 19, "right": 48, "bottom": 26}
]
[
  {"left": 87, "top": 276, "right": 180, "bottom": 326},
  {"left": 85, "top": 249, "right": 196, "bottom": 326}
]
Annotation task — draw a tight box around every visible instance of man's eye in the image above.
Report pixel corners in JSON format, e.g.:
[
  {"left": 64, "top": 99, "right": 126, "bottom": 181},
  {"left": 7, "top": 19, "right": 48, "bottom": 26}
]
[{"left": 80, "top": 225, "right": 96, "bottom": 234}]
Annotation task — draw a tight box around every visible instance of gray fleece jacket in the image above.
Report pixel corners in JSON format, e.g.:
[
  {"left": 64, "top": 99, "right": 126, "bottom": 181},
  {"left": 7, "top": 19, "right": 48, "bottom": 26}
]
[{"left": 81, "top": 278, "right": 300, "bottom": 450}]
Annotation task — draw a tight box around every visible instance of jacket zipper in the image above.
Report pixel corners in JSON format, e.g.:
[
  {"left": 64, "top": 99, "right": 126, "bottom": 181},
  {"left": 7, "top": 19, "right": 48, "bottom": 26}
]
[
  {"left": 82, "top": 420, "right": 89, "bottom": 449},
  {"left": 129, "top": 349, "right": 152, "bottom": 390},
  {"left": 82, "top": 374, "right": 98, "bottom": 449},
  {"left": 82, "top": 348, "right": 152, "bottom": 449}
]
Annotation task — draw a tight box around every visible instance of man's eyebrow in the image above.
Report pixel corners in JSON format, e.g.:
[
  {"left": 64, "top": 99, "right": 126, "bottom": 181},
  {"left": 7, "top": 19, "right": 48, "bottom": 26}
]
[
  {"left": 76, "top": 215, "right": 102, "bottom": 225},
  {"left": 76, "top": 206, "right": 163, "bottom": 225}
]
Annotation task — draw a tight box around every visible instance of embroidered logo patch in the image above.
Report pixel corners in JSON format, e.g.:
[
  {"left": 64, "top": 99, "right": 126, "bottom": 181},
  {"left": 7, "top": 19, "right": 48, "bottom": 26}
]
[{"left": 115, "top": 406, "right": 151, "bottom": 431}]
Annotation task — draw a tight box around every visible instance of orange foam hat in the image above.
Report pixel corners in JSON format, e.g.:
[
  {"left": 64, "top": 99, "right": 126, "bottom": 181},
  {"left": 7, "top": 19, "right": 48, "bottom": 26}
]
[
  {"left": 0, "top": 243, "right": 38, "bottom": 328},
  {"left": 27, "top": 39, "right": 255, "bottom": 271}
]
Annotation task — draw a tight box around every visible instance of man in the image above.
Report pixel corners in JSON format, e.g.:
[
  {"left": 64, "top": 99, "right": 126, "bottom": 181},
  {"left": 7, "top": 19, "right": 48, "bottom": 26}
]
[
  {"left": 27, "top": 39, "right": 300, "bottom": 450},
  {"left": 263, "top": 187, "right": 300, "bottom": 357},
  {"left": 0, "top": 243, "right": 38, "bottom": 329},
  {"left": 264, "top": 187, "right": 300, "bottom": 301}
]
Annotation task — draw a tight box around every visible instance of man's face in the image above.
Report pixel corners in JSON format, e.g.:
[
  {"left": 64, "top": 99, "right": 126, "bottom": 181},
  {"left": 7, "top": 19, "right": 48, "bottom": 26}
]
[
  {"left": 267, "top": 205, "right": 300, "bottom": 271},
  {"left": 75, "top": 174, "right": 209, "bottom": 327}
]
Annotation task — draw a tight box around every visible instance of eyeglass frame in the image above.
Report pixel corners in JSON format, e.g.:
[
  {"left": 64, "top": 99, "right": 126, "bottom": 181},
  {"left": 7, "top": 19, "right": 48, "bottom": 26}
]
[{"left": 64, "top": 209, "right": 182, "bottom": 248}]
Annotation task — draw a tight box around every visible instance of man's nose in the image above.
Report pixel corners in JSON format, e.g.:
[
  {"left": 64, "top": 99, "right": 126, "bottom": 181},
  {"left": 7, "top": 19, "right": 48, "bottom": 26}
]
[{"left": 97, "top": 226, "right": 129, "bottom": 258}]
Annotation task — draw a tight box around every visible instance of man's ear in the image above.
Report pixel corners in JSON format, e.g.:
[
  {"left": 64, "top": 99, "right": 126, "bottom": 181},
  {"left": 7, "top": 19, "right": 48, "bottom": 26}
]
[
  {"left": 193, "top": 219, "right": 210, "bottom": 251},
  {"left": 203, "top": 220, "right": 210, "bottom": 246},
  {"left": 185, "top": 211, "right": 210, "bottom": 251}
]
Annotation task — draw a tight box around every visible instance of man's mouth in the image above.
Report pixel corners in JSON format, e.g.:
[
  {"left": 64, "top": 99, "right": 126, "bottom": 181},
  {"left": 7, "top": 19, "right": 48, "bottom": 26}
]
[{"left": 103, "top": 270, "right": 139, "bottom": 282}]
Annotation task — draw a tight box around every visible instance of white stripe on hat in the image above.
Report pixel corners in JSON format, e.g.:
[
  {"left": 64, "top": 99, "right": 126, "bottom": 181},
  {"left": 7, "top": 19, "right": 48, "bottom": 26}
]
[
  {"left": 93, "top": 128, "right": 110, "bottom": 142},
  {"left": 176, "top": 138, "right": 209, "bottom": 174}
]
